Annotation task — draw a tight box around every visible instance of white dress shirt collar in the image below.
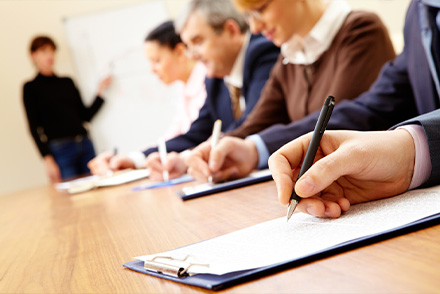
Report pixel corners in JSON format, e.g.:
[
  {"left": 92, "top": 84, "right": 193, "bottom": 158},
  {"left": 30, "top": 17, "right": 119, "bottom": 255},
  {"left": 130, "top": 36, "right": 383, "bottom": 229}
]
[
  {"left": 224, "top": 32, "right": 251, "bottom": 88},
  {"left": 281, "top": 0, "right": 351, "bottom": 65}
]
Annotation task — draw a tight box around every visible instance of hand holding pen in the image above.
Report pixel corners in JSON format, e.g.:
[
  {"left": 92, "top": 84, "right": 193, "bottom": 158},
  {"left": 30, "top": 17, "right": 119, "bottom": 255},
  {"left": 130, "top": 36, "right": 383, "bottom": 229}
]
[{"left": 285, "top": 96, "right": 335, "bottom": 221}]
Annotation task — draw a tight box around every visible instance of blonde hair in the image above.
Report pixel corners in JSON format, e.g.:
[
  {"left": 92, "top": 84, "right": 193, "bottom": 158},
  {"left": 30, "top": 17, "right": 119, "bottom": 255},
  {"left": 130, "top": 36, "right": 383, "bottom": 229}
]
[{"left": 232, "top": 0, "right": 265, "bottom": 12}]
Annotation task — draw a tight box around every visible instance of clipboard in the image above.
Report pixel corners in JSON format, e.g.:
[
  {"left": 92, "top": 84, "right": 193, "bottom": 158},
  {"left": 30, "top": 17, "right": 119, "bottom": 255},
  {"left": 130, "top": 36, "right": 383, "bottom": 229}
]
[
  {"left": 176, "top": 169, "right": 272, "bottom": 200},
  {"left": 123, "top": 213, "right": 440, "bottom": 291},
  {"left": 123, "top": 186, "right": 440, "bottom": 290}
]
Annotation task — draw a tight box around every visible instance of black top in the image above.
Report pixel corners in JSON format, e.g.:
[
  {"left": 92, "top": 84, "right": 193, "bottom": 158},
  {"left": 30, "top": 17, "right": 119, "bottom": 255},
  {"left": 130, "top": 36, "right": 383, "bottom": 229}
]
[{"left": 23, "top": 73, "right": 104, "bottom": 157}]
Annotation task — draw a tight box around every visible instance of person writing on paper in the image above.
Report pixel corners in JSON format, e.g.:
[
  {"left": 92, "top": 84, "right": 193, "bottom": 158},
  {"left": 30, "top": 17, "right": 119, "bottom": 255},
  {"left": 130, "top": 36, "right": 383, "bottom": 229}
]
[
  {"left": 184, "top": 0, "right": 395, "bottom": 183},
  {"left": 90, "top": 0, "right": 280, "bottom": 180},
  {"left": 23, "top": 36, "right": 112, "bottom": 182},
  {"left": 147, "top": 20, "right": 208, "bottom": 140},
  {"left": 268, "top": 108, "right": 440, "bottom": 218},
  {"left": 88, "top": 20, "right": 207, "bottom": 175}
]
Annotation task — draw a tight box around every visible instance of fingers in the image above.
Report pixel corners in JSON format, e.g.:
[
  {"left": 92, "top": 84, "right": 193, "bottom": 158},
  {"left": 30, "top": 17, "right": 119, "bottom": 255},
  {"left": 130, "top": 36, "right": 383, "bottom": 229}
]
[
  {"left": 208, "top": 138, "right": 239, "bottom": 172},
  {"left": 186, "top": 143, "right": 212, "bottom": 180},
  {"left": 211, "top": 166, "right": 240, "bottom": 183},
  {"left": 269, "top": 135, "right": 310, "bottom": 205},
  {"left": 49, "top": 169, "right": 62, "bottom": 183},
  {"left": 187, "top": 155, "right": 211, "bottom": 180},
  {"left": 296, "top": 197, "right": 350, "bottom": 218},
  {"left": 109, "top": 155, "right": 135, "bottom": 171},
  {"left": 146, "top": 152, "right": 162, "bottom": 169},
  {"left": 271, "top": 133, "right": 347, "bottom": 199},
  {"left": 210, "top": 137, "right": 258, "bottom": 176},
  {"left": 88, "top": 151, "right": 113, "bottom": 175},
  {"left": 146, "top": 152, "right": 187, "bottom": 181},
  {"left": 294, "top": 146, "right": 348, "bottom": 198},
  {"left": 166, "top": 152, "right": 187, "bottom": 178},
  {"left": 268, "top": 153, "right": 296, "bottom": 206}
]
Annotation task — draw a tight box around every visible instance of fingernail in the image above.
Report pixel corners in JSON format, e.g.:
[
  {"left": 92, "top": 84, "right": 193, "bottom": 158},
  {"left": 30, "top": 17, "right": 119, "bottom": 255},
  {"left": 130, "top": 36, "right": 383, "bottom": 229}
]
[
  {"left": 209, "top": 160, "right": 218, "bottom": 170},
  {"left": 305, "top": 205, "right": 315, "bottom": 216},
  {"left": 297, "top": 176, "right": 315, "bottom": 194},
  {"left": 324, "top": 210, "right": 333, "bottom": 218}
]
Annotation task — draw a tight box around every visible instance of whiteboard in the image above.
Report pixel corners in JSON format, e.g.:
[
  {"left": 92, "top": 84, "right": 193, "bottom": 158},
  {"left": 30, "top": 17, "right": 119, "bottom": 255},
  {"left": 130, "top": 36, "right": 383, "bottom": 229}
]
[{"left": 64, "top": 1, "right": 182, "bottom": 154}]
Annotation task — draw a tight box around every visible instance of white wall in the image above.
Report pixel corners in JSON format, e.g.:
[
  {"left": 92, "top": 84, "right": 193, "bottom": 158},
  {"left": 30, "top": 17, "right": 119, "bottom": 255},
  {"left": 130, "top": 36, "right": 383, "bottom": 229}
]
[{"left": 0, "top": 0, "right": 410, "bottom": 196}]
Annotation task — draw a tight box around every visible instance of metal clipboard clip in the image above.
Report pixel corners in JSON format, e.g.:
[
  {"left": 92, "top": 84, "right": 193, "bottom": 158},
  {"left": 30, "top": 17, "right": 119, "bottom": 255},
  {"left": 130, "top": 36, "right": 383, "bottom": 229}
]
[{"left": 143, "top": 255, "right": 209, "bottom": 278}]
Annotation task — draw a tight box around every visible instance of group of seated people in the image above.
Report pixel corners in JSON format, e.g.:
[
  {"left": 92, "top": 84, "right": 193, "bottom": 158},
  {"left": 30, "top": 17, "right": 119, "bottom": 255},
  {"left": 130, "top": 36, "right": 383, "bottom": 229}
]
[{"left": 26, "top": 0, "right": 440, "bottom": 219}]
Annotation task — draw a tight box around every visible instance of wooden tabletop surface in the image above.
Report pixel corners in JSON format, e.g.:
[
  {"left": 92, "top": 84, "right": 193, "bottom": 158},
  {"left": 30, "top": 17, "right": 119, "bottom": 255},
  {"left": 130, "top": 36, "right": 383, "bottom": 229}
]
[{"left": 1, "top": 177, "right": 439, "bottom": 293}]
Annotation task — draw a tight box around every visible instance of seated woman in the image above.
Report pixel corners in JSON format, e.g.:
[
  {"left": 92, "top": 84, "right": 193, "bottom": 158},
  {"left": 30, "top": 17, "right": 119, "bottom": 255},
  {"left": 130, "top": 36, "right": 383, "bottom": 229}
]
[
  {"left": 88, "top": 20, "right": 207, "bottom": 175},
  {"left": 23, "top": 36, "right": 112, "bottom": 182},
  {"left": 145, "top": 20, "right": 207, "bottom": 140}
]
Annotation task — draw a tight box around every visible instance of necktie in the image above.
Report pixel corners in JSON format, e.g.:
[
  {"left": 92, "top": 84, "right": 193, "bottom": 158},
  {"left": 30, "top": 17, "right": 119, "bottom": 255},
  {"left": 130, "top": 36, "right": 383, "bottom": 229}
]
[
  {"left": 226, "top": 83, "right": 243, "bottom": 120},
  {"left": 433, "top": 9, "right": 440, "bottom": 71},
  {"left": 420, "top": 2, "right": 440, "bottom": 98},
  {"left": 429, "top": 7, "right": 440, "bottom": 75}
]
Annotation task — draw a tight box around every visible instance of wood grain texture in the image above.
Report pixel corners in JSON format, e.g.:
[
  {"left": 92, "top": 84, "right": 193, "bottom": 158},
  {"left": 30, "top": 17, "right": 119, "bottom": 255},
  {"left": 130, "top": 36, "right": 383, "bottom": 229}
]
[{"left": 0, "top": 178, "right": 439, "bottom": 293}]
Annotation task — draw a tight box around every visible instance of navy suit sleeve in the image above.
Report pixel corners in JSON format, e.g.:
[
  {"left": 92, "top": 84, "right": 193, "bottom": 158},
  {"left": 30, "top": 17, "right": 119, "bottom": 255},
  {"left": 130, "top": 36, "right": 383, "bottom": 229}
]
[{"left": 395, "top": 110, "right": 440, "bottom": 187}]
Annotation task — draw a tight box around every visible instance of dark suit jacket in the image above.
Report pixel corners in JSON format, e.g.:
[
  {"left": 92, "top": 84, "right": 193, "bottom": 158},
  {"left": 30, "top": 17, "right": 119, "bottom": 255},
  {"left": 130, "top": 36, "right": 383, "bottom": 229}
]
[
  {"left": 258, "top": 0, "right": 439, "bottom": 182},
  {"left": 143, "top": 33, "right": 279, "bottom": 156}
]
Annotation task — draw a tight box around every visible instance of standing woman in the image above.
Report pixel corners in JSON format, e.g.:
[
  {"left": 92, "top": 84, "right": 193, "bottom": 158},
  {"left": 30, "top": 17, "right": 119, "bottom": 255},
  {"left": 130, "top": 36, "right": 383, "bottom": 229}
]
[{"left": 23, "top": 36, "right": 112, "bottom": 182}]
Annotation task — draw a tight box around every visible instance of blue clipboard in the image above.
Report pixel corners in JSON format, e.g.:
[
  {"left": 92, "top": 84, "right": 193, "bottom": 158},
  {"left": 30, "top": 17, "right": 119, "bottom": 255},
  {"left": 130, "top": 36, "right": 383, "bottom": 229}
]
[
  {"left": 123, "top": 213, "right": 440, "bottom": 290},
  {"left": 175, "top": 169, "right": 273, "bottom": 200}
]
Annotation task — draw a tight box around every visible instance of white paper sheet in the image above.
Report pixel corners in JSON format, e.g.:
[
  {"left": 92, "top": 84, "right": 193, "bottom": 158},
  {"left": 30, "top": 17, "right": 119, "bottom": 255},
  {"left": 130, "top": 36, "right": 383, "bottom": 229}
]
[
  {"left": 137, "top": 186, "right": 440, "bottom": 275},
  {"left": 55, "top": 169, "right": 150, "bottom": 194},
  {"left": 179, "top": 169, "right": 272, "bottom": 195}
]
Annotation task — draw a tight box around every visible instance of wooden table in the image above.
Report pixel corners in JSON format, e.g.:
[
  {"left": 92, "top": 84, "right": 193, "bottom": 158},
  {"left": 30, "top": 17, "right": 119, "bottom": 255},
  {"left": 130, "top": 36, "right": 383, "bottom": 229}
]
[{"left": 1, "top": 177, "right": 439, "bottom": 293}]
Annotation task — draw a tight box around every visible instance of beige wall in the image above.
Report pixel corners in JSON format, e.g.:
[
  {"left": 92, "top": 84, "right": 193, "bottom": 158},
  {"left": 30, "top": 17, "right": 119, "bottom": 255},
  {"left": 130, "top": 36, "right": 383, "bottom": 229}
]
[
  {"left": 0, "top": 0, "right": 410, "bottom": 196},
  {"left": 0, "top": 0, "right": 188, "bottom": 196}
]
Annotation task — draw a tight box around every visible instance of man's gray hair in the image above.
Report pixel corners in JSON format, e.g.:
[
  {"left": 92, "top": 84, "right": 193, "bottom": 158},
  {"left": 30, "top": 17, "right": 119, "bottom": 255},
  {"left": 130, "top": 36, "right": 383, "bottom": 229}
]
[{"left": 175, "top": 0, "right": 248, "bottom": 34}]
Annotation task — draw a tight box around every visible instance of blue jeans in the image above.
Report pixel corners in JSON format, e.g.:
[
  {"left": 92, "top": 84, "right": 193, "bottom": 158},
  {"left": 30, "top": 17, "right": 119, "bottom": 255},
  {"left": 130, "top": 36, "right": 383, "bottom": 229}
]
[{"left": 49, "top": 135, "right": 96, "bottom": 180}]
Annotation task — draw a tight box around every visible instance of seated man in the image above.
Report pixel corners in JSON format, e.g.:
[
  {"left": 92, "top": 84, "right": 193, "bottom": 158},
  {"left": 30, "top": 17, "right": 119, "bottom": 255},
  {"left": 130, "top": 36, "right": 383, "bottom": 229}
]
[{"left": 88, "top": 0, "right": 280, "bottom": 176}]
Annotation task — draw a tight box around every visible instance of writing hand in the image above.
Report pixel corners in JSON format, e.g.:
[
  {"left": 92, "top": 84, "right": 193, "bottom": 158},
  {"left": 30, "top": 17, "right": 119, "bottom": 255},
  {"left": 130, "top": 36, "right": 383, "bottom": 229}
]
[
  {"left": 146, "top": 152, "right": 187, "bottom": 181},
  {"left": 186, "top": 137, "right": 258, "bottom": 182},
  {"left": 268, "top": 130, "right": 415, "bottom": 218}
]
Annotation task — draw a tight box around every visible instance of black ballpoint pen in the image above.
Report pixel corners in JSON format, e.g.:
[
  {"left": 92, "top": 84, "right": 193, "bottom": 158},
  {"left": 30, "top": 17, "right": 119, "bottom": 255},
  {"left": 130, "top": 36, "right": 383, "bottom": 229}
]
[{"left": 287, "top": 96, "right": 335, "bottom": 221}]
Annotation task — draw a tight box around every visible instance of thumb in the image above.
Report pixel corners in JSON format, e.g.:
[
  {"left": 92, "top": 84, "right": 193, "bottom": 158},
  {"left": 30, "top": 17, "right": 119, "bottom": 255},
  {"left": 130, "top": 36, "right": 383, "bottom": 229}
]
[
  {"left": 209, "top": 139, "right": 232, "bottom": 172},
  {"left": 295, "top": 149, "right": 348, "bottom": 197}
]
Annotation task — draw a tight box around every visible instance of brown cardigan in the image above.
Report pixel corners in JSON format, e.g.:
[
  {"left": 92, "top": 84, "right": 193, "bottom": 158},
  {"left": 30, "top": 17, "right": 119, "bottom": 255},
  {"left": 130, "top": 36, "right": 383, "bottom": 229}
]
[{"left": 227, "top": 11, "right": 396, "bottom": 139}]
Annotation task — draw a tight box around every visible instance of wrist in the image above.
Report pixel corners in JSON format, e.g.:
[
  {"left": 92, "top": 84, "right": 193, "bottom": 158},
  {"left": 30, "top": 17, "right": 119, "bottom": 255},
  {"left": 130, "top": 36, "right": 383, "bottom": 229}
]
[
  {"left": 393, "top": 129, "right": 416, "bottom": 189},
  {"left": 244, "top": 139, "right": 259, "bottom": 170},
  {"left": 396, "top": 126, "right": 431, "bottom": 189}
]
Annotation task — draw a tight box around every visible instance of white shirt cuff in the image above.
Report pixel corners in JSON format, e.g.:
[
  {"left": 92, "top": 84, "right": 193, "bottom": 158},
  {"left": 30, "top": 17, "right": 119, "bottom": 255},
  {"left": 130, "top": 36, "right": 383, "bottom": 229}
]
[
  {"left": 246, "top": 134, "right": 270, "bottom": 169},
  {"left": 397, "top": 125, "right": 431, "bottom": 189}
]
